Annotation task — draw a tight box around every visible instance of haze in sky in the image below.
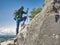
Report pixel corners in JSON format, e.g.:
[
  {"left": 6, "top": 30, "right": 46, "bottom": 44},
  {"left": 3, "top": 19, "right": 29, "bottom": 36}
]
[{"left": 0, "top": 0, "right": 45, "bottom": 35}]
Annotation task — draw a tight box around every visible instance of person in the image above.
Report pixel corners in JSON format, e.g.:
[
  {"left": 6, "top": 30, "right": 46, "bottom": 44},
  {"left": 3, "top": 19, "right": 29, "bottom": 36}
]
[{"left": 14, "top": 6, "right": 29, "bottom": 35}]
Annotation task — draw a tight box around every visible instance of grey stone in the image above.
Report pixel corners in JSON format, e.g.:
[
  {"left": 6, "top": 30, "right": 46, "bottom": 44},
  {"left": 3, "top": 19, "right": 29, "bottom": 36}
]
[
  {"left": 1, "top": 0, "right": 60, "bottom": 45},
  {"left": 15, "top": 0, "right": 60, "bottom": 45}
]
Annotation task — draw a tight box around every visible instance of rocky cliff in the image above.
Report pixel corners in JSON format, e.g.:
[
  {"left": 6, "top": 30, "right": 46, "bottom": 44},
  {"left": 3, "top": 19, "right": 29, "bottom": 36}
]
[
  {"left": 1, "top": 0, "right": 60, "bottom": 45},
  {"left": 15, "top": 0, "right": 60, "bottom": 45}
]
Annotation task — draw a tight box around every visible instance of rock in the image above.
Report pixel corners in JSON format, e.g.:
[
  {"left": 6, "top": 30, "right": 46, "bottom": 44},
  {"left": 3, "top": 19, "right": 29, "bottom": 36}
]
[
  {"left": 15, "top": 0, "right": 60, "bottom": 45},
  {"left": 1, "top": 40, "right": 15, "bottom": 45},
  {"left": 2, "top": 0, "right": 60, "bottom": 45}
]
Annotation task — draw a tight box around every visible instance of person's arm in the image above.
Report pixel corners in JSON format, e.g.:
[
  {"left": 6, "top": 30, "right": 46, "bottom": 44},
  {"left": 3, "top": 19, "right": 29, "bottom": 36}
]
[{"left": 23, "top": 8, "right": 29, "bottom": 14}]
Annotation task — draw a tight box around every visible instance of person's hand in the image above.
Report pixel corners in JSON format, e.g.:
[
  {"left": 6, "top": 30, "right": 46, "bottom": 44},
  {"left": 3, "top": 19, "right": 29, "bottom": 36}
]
[{"left": 14, "top": 17, "right": 16, "bottom": 20}]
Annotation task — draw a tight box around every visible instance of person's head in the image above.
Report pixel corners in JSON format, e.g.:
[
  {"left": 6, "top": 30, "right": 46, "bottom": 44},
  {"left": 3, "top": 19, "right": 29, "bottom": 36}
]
[{"left": 19, "top": 6, "right": 24, "bottom": 11}]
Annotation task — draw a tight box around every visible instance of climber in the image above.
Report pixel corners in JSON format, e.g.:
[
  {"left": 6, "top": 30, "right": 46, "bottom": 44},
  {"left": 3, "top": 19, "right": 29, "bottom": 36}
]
[{"left": 14, "top": 6, "right": 29, "bottom": 35}]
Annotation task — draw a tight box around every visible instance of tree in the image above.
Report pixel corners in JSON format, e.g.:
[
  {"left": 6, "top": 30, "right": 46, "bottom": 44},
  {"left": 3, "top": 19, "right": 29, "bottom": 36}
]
[{"left": 29, "top": 7, "right": 42, "bottom": 20}]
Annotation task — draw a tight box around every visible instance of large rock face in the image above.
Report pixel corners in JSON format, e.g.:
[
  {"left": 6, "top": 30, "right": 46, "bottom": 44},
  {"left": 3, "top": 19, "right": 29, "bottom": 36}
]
[{"left": 15, "top": 0, "right": 60, "bottom": 45}]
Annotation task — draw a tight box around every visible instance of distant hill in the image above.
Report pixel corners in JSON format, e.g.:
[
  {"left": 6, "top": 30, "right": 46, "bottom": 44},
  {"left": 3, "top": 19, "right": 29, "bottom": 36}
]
[
  {"left": 0, "top": 34, "right": 16, "bottom": 43},
  {"left": 0, "top": 34, "right": 16, "bottom": 38}
]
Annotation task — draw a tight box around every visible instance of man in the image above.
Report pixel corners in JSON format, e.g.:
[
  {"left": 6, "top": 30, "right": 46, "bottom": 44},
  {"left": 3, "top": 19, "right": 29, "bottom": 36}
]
[{"left": 14, "top": 6, "right": 29, "bottom": 35}]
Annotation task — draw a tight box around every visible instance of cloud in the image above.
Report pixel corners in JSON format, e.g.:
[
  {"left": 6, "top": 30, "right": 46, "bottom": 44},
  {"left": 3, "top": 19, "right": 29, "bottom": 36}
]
[
  {"left": 0, "top": 26, "right": 16, "bottom": 35},
  {"left": 0, "top": 24, "right": 22, "bottom": 35}
]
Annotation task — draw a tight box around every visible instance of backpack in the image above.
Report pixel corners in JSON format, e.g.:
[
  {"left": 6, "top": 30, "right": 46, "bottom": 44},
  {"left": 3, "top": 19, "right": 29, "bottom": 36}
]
[{"left": 14, "top": 10, "right": 22, "bottom": 20}]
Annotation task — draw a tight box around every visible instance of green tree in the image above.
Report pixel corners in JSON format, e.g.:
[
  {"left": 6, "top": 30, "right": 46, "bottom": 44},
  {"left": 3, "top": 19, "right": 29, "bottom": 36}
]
[{"left": 29, "top": 7, "right": 42, "bottom": 20}]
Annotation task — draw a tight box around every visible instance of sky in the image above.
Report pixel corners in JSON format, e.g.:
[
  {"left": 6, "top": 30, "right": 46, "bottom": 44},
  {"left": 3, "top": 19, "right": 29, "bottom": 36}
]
[{"left": 0, "top": 0, "right": 45, "bottom": 35}]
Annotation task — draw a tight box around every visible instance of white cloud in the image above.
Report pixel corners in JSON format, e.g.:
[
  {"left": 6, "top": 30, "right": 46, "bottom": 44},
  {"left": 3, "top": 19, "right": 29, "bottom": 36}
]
[
  {"left": 0, "top": 24, "right": 22, "bottom": 35},
  {"left": 0, "top": 26, "right": 16, "bottom": 35}
]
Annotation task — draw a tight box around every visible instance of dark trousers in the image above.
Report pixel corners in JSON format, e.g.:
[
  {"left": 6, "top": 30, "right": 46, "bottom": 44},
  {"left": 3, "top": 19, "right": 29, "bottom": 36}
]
[{"left": 16, "top": 16, "right": 27, "bottom": 35}]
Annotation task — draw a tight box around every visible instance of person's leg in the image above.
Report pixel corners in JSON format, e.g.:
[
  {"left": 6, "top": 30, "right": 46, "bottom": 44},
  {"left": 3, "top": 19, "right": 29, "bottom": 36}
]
[
  {"left": 16, "top": 20, "right": 20, "bottom": 35},
  {"left": 21, "top": 16, "right": 27, "bottom": 27}
]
